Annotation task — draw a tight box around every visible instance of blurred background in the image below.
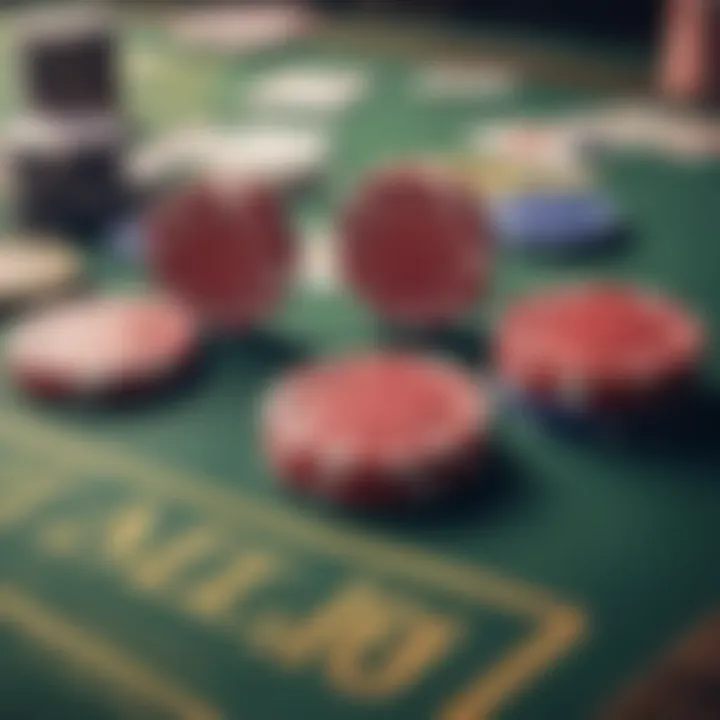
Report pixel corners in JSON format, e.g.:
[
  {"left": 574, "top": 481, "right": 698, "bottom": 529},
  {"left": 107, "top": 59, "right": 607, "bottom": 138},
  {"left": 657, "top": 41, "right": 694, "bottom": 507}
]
[
  {"left": 4, "top": 0, "right": 657, "bottom": 44},
  {"left": 320, "top": 0, "right": 659, "bottom": 44}
]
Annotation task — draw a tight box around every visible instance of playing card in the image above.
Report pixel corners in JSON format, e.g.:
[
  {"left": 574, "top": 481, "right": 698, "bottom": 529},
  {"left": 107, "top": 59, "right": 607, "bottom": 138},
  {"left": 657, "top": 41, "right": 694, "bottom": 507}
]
[
  {"left": 416, "top": 62, "right": 520, "bottom": 100},
  {"left": 128, "top": 127, "right": 217, "bottom": 187},
  {"left": 655, "top": 115, "right": 720, "bottom": 162},
  {"left": 128, "top": 123, "right": 331, "bottom": 192},
  {"left": 201, "top": 126, "right": 331, "bottom": 188},
  {"left": 564, "top": 101, "right": 720, "bottom": 161},
  {"left": 468, "top": 119, "right": 586, "bottom": 173},
  {"left": 248, "top": 66, "right": 369, "bottom": 115}
]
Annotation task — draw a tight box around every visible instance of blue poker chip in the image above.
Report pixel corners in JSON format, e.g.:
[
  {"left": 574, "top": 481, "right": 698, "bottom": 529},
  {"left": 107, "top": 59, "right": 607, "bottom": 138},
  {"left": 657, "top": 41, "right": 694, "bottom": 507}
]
[{"left": 491, "top": 190, "right": 622, "bottom": 252}]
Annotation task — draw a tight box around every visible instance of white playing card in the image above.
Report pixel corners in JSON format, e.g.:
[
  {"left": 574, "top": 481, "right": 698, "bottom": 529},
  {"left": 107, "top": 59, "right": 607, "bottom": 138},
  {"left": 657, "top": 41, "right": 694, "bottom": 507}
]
[
  {"left": 248, "top": 66, "right": 370, "bottom": 115},
  {"left": 655, "top": 115, "right": 720, "bottom": 162},
  {"left": 128, "top": 124, "right": 331, "bottom": 190},
  {"left": 128, "top": 127, "right": 217, "bottom": 187},
  {"left": 416, "top": 62, "right": 520, "bottom": 100},
  {"left": 564, "top": 101, "right": 720, "bottom": 161},
  {"left": 568, "top": 101, "right": 677, "bottom": 152},
  {"left": 468, "top": 119, "right": 586, "bottom": 172},
  {"left": 299, "top": 226, "right": 339, "bottom": 293},
  {"left": 202, "top": 126, "right": 331, "bottom": 188}
]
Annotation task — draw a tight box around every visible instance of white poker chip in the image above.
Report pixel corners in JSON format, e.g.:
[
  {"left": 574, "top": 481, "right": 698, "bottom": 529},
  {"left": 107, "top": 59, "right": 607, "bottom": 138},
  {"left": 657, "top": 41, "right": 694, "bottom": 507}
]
[
  {"left": 0, "top": 236, "right": 84, "bottom": 308},
  {"left": 247, "top": 66, "right": 369, "bottom": 115}
]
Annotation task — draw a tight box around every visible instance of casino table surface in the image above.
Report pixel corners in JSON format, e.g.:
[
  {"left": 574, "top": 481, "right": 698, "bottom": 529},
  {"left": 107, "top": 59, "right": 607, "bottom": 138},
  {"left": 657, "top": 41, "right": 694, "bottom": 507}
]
[{"left": 0, "top": 12, "right": 719, "bottom": 720}]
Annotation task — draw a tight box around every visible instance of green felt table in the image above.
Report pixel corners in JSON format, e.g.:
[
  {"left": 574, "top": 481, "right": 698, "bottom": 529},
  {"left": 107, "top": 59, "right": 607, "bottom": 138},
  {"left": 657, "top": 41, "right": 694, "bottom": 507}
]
[{"left": 0, "top": 13, "right": 718, "bottom": 720}]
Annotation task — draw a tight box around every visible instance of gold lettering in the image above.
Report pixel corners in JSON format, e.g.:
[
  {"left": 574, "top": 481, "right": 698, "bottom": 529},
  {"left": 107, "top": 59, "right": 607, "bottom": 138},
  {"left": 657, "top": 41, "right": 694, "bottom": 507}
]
[
  {"left": 103, "top": 504, "right": 221, "bottom": 592},
  {"left": 107, "top": 503, "right": 157, "bottom": 558},
  {"left": 39, "top": 501, "right": 222, "bottom": 594},
  {"left": 127, "top": 531, "right": 219, "bottom": 592},
  {"left": 254, "top": 583, "right": 462, "bottom": 698},
  {"left": 186, "top": 554, "right": 283, "bottom": 619}
]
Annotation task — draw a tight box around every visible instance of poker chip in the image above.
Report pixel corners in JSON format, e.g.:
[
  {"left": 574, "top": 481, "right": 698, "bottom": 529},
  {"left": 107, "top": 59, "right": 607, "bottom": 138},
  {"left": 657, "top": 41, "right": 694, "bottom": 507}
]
[
  {"left": 659, "top": 0, "right": 720, "bottom": 106},
  {"left": 146, "top": 179, "right": 296, "bottom": 331},
  {"left": 0, "top": 235, "right": 84, "bottom": 311},
  {"left": 262, "top": 353, "right": 491, "bottom": 509},
  {"left": 6, "top": 295, "right": 199, "bottom": 401},
  {"left": 340, "top": 164, "right": 492, "bottom": 326},
  {"left": 492, "top": 190, "right": 622, "bottom": 253},
  {"left": 496, "top": 283, "right": 706, "bottom": 414}
]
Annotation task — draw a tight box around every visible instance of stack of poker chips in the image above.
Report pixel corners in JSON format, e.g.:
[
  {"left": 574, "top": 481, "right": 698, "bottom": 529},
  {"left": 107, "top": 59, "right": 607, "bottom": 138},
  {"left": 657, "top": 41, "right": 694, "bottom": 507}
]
[
  {"left": 8, "top": 6, "right": 127, "bottom": 236},
  {"left": 659, "top": 0, "right": 720, "bottom": 108}
]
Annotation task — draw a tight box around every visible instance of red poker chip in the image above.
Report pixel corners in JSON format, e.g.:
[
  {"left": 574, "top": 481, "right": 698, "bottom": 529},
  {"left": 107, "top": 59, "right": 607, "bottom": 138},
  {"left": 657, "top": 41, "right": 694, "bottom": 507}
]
[
  {"left": 496, "top": 282, "right": 706, "bottom": 413},
  {"left": 6, "top": 295, "right": 199, "bottom": 401},
  {"left": 262, "top": 353, "right": 492, "bottom": 509},
  {"left": 659, "top": 0, "right": 720, "bottom": 105},
  {"left": 340, "top": 164, "right": 492, "bottom": 326},
  {"left": 146, "top": 179, "right": 296, "bottom": 331}
]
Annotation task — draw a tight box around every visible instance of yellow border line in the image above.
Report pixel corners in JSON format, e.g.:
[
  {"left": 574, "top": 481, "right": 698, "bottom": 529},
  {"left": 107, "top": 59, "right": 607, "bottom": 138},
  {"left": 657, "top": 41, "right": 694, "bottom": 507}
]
[
  {"left": 0, "top": 585, "right": 219, "bottom": 720},
  {"left": 0, "top": 412, "right": 588, "bottom": 718}
]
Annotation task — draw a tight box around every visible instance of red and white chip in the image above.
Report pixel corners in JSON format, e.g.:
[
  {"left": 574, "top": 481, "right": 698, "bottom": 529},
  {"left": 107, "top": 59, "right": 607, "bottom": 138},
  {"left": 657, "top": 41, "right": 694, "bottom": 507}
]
[
  {"left": 496, "top": 282, "right": 706, "bottom": 412},
  {"left": 658, "top": 0, "right": 720, "bottom": 105},
  {"left": 146, "top": 180, "right": 296, "bottom": 331},
  {"left": 262, "top": 353, "right": 491, "bottom": 508},
  {"left": 6, "top": 295, "right": 198, "bottom": 400},
  {"left": 340, "top": 164, "right": 492, "bottom": 326}
]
